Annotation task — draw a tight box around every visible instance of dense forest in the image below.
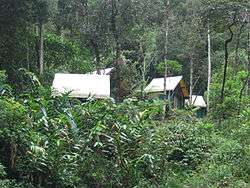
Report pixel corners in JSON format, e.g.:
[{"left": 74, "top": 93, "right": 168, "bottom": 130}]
[{"left": 0, "top": 0, "right": 249, "bottom": 187}]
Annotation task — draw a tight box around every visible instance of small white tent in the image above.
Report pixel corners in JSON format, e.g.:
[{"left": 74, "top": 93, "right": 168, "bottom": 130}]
[
  {"left": 52, "top": 73, "right": 110, "bottom": 99},
  {"left": 188, "top": 95, "right": 207, "bottom": 108}
]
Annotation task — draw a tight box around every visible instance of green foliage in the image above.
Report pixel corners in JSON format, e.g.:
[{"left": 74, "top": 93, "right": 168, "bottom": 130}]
[
  {"left": 210, "top": 67, "right": 249, "bottom": 120},
  {"left": 0, "top": 70, "right": 7, "bottom": 85},
  {"left": 0, "top": 98, "right": 27, "bottom": 142},
  {"left": 0, "top": 164, "right": 6, "bottom": 178},
  {"left": 0, "top": 0, "right": 249, "bottom": 187},
  {"left": 36, "top": 0, "right": 49, "bottom": 24},
  {"left": 0, "top": 70, "right": 12, "bottom": 95},
  {"left": 0, "top": 163, "right": 33, "bottom": 188},
  {"left": 0, "top": 180, "right": 34, "bottom": 188},
  {"left": 157, "top": 60, "right": 182, "bottom": 76},
  {"left": 1, "top": 81, "right": 249, "bottom": 187},
  {"left": 43, "top": 33, "right": 92, "bottom": 81}
]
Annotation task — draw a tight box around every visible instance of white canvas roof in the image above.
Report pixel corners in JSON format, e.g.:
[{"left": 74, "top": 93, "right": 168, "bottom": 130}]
[
  {"left": 90, "top": 67, "right": 114, "bottom": 75},
  {"left": 52, "top": 73, "right": 110, "bottom": 99},
  {"left": 144, "top": 76, "right": 183, "bottom": 93},
  {"left": 188, "top": 95, "right": 207, "bottom": 108}
]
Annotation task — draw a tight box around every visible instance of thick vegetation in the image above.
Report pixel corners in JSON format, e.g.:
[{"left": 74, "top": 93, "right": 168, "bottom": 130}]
[
  {"left": 0, "top": 0, "right": 249, "bottom": 187},
  {"left": 0, "top": 71, "right": 249, "bottom": 187}
]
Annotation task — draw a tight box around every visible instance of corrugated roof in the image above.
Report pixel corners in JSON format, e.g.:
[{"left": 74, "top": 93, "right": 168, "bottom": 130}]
[
  {"left": 52, "top": 73, "right": 110, "bottom": 99},
  {"left": 91, "top": 67, "right": 114, "bottom": 75},
  {"left": 189, "top": 95, "right": 207, "bottom": 108},
  {"left": 144, "top": 76, "right": 183, "bottom": 93}
]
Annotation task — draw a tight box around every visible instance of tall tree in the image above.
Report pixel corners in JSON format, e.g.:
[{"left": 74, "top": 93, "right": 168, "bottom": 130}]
[
  {"left": 0, "top": 0, "right": 36, "bottom": 83},
  {"left": 36, "top": 0, "right": 49, "bottom": 76},
  {"left": 80, "top": 0, "right": 110, "bottom": 72},
  {"left": 162, "top": 0, "right": 170, "bottom": 117},
  {"left": 202, "top": 0, "right": 249, "bottom": 118},
  {"left": 207, "top": 24, "right": 211, "bottom": 112}
]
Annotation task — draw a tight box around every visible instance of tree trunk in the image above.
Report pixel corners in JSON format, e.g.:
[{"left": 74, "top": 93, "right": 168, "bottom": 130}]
[
  {"left": 140, "top": 45, "right": 146, "bottom": 99},
  {"left": 207, "top": 27, "right": 211, "bottom": 112},
  {"left": 247, "top": 22, "right": 250, "bottom": 94},
  {"left": 163, "top": 66, "right": 168, "bottom": 100},
  {"left": 221, "top": 21, "right": 235, "bottom": 103},
  {"left": 26, "top": 37, "right": 30, "bottom": 70},
  {"left": 90, "top": 39, "right": 101, "bottom": 74},
  {"left": 38, "top": 22, "right": 44, "bottom": 77},
  {"left": 189, "top": 55, "right": 194, "bottom": 104},
  {"left": 163, "top": 0, "right": 170, "bottom": 119},
  {"left": 10, "top": 142, "right": 17, "bottom": 175},
  {"left": 238, "top": 72, "right": 250, "bottom": 114},
  {"left": 238, "top": 17, "right": 250, "bottom": 111},
  {"left": 193, "top": 76, "right": 200, "bottom": 92},
  {"left": 110, "top": 0, "right": 120, "bottom": 59}
]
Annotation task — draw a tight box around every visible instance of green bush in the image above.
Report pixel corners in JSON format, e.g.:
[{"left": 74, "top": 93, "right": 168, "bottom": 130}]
[
  {"left": 210, "top": 68, "right": 249, "bottom": 120},
  {"left": 0, "top": 70, "right": 12, "bottom": 96},
  {"left": 0, "top": 86, "right": 249, "bottom": 187},
  {"left": 0, "top": 163, "right": 33, "bottom": 188},
  {"left": 0, "top": 164, "right": 6, "bottom": 178}
]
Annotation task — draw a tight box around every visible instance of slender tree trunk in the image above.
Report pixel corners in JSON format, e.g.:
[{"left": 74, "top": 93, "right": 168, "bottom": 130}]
[
  {"left": 193, "top": 94, "right": 198, "bottom": 104},
  {"left": 238, "top": 18, "right": 250, "bottom": 108},
  {"left": 247, "top": 21, "right": 250, "bottom": 94},
  {"left": 38, "top": 22, "right": 44, "bottom": 76},
  {"left": 110, "top": 0, "right": 123, "bottom": 101},
  {"left": 142, "top": 55, "right": 146, "bottom": 94},
  {"left": 238, "top": 72, "right": 250, "bottom": 114},
  {"left": 221, "top": 26, "right": 234, "bottom": 103},
  {"left": 193, "top": 75, "right": 200, "bottom": 91},
  {"left": 163, "top": 66, "right": 168, "bottom": 99},
  {"left": 95, "top": 54, "right": 101, "bottom": 75},
  {"left": 140, "top": 45, "right": 146, "bottom": 98},
  {"left": 90, "top": 39, "right": 101, "bottom": 74},
  {"left": 85, "top": 0, "right": 100, "bottom": 74},
  {"left": 163, "top": 0, "right": 170, "bottom": 119},
  {"left": 10, "top": 142, "right": 17, "bottom": 176},
  {"left": 207, "top": 27, "right": 211, "bottom": 112},
  {"left": 189, "top": 55, "right": 194, "bottom": 104},
  {"left": 110, "top": 0, "right": 120, "bottom": 59},
  {"left": 26, "top": 37, "right": 30, "bottom": 70}
]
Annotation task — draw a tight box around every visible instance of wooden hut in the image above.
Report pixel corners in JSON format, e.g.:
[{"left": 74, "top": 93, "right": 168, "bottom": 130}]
[{"left": 144, "top": 76, "right": 189, "bottom": 108}]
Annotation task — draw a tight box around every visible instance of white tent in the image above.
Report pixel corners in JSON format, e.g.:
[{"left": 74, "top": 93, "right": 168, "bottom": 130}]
[
  {"left": 90, "top": 67, "right": 114, "bottom": 75},
  {"left": 144, "top": 76, "right": 183, "bottom": 93},
  {"left": 188, "top": 95, "right": 207, "bottom": 108},
  {"left": 52, "top": 73, "right": 110, "bottom": 99}
]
